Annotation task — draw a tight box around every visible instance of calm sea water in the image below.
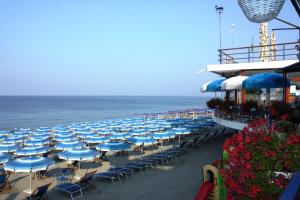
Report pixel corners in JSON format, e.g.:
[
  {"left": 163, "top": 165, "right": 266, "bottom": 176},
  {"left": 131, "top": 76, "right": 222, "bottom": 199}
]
[{"left": 0, "top": 96, "right": 209, "bottom": 130}]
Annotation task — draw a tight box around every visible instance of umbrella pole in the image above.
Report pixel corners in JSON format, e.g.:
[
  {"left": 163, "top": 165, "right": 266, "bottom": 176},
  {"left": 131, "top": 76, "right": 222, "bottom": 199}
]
[{"left": 30, "top": 172, "right": 32, "bottom": 200}]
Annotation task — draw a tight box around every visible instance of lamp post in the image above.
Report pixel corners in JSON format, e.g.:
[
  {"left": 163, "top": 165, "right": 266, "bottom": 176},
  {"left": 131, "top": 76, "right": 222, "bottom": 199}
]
[{"left": 215, "top": 5, "right": 224, "bottom": 51}]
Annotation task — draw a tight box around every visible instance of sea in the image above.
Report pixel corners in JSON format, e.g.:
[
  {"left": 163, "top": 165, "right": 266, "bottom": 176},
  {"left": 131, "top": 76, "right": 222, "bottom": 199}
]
[{"left": 0, "top": 96, "right": 209, "bottom": 130}]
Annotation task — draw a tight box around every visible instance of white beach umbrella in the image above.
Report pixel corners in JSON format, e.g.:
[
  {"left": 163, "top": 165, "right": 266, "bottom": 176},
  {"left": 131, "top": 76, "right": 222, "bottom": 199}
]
[{"left": 221, "top": 75, "right": 248, "bottom": 90}]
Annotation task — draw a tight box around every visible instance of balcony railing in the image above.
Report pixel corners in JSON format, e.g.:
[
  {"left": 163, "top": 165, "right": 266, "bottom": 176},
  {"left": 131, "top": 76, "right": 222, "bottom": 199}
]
[
  {"left": 218, "top": 41, "right": 299, "bottom": 64},
  {"left": 214, "top": 107, "right": 270, "bottom": 124}
]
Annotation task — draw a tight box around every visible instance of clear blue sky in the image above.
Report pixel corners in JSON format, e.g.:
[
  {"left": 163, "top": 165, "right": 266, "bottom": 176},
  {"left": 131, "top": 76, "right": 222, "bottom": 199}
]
[{"left": 0, "top": 0, "right": 298, "bottom": 96}]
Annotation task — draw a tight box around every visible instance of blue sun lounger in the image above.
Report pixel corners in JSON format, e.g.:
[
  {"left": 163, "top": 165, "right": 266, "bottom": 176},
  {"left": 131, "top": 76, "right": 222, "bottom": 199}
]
[
  {"left": 94, "top": 171, "right": 121, "bottom": 184},
  {"left": 55, "top": 183, "right": 83, "bottom": 200}
]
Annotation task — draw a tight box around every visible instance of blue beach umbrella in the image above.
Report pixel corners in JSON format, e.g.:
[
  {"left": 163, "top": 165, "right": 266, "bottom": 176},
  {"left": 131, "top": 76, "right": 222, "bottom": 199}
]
[
  {"left": 0, "top": 131, "right": 10, "bottom": 136},
  {"left": 16, "top": 146, "right": 50, "bottom": 156},
  {"left": 152, "top": 131, "right": 175, "bottom": 148},
  {"left": 58, "top": 148, "right": 99, "bottom": 166},
  {"left": 86, "top": 136, "right": 110, "bottom": 144},
  {"left": 76, "top": 131, "right": 96, "bottom": 139},
  {"left": 152, "top": 131, "right": 175, "bottom": 140},
  {"left": 172, "top": 128, "right": 191, "bottom": 143},
  {"left": 0, "top": 143, "right": 18, "bottom": 153},
  {"left": 3, "top": 136, "right": 24, "bottom": 144},
  {"left": 109, "top": 133, "right": 130, "bottom": 140},
  {"left": 96, "top": 142, "right": 131, "bottom": 152},
  {"left": 242, "top": 73, "right": 290, "bottom": 89},
  {"left": 4, "top": 156, "right": 55, "bottom": 195},
  {"left": 55, "top": 140, "right": 84, "bottom": 150},
  {"left": 206, "top": 79, "right": 225, "bottom": 92},
  {"left": 54, "top": 134, "right": 76, "bottom": 142},
  {"left": 130, "top": 129, "right": 148, "bottom": 136},
  {"left": 128, "top": 136, "right": 157, "bottom": 146},
  {"left": 25, "top": 138, "right": 51, "bottom": 146},
  {"left": 0, "top": 153, "right": 12, "bottom": 163}
]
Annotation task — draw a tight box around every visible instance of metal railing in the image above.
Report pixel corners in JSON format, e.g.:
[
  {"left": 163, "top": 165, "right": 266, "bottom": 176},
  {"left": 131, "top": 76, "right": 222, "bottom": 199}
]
[{"left": 218, "top": 41, "right": 299, "bottom": 64}]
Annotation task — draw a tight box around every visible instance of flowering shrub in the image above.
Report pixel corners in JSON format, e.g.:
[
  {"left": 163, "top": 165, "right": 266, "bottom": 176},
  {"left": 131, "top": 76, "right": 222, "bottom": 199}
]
[
  {"left": 221, "top": 118, "right": 300, "bottom": 199},
  {"left": 206, "top": 98, "right": 223, "bottom": 109}
]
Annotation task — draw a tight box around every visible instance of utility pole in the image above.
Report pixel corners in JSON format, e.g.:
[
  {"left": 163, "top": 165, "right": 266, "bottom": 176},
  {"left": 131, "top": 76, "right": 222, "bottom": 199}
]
[{"left": 215, "top": 5, "right": 224, "bottom": 51}]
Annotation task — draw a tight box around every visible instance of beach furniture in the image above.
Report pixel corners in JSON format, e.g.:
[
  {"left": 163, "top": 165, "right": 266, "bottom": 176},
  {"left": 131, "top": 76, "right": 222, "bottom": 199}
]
[
  {"left": 26, "top": 182, "right": 52, "bottom": 200},
  {"left": 55, "top": 183, "right": 83, "bottom": 200},
  {"left": 0, "top": 173, "right": 11, "bottom": 193},
  {"left": 94, "top": 171, "right": 121, "bottom": 183},
  {"left": 57, "top": 168, "right": 74, "bottom": 184},
  {"left": 75, "top": 170, "right": 96, "bottom": 190}
]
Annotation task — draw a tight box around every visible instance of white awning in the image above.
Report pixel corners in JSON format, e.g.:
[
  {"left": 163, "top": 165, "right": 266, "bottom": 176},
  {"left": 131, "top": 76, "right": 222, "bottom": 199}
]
[
  {"left": 221, "top": 75, "right": 248, "bottom": 90},
  {"left": 200, "top": 81, "right": 212, "bottom": 93}
]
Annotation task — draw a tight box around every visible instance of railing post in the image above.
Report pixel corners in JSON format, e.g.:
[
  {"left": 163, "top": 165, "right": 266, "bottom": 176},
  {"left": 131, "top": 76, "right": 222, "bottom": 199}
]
[
  {"left": 219, "top": 49, "right": 222, "bottom": 64},
  {"left": 248, "top": 47, "right": 250, "bottom": 63},
  {"left": 283, "top": 44, "right": 286, "bottom": 60}
]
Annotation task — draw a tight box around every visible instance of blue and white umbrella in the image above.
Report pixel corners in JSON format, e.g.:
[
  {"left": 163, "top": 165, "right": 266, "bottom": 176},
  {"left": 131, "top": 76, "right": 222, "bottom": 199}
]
[
  {"left": 152, "top": 131, "right": 175, "bottom": 147},
  {"left": 96, "top": 142, "right": 131, "bottom": 152},
  {"left": 86, "top": 136, "right": 110, "bottom": 144},
  {"left": 25, "top": 138, "right": 50, "bottom": 146},
  {"left": 0, "top": 153, "right": 12, "bottom": 163},
  {"left": 172, "top": 128, "right": 191, "bottom": 143},
  {"left": 58, "top": 148, "right": 99, "bottom": 164},
  {"left": 54, "top": 134, "right": 76, "bottom": 142},
  {"left": 130, "top": 129, "right": 148, "bottom": 136},
  {"left": 5, "top": 156, "right": 55, "bottom": 195},
  {"left": 76, "top": 131, "right": 96, "bottom": 139},
  {"left": 16, "top": 146, "right": 50, "bottom": 156},
  {"left": 109, "top": 133, "right": 130, "bottom": 140},
  {"left": 128, "top": 136, "right": 157, "bottom": 146},
  {"left": 55, "top": 140, "right": 84, "bottom": 150},
  {"left": 0, "top": 135, "right": 6, "bottom": 141},
  {"left": 2, "top": 136, "right": 24, "bottom": 144},
  {"left": 152, "top": 131, "right": 175, "bottom": 140},
  {"left": 53, "top": 130, "right": 73, "bottom": 136},
  {"left": 0, "top": 131, "right": 10, "bottom": 136},
  {"left": 0, "top": 143, "right": 18, "bottom": 153}
]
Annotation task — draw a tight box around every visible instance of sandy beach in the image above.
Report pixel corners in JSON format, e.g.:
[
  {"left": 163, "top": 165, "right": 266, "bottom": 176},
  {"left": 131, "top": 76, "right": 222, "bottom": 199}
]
[{"left": 0, "top": 135, "right": 225, "bottom": 200}]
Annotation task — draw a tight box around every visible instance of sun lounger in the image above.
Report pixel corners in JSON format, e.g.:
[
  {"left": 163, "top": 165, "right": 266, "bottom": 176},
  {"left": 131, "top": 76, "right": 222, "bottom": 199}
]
[
  {"left": 75, "top": 170, "right": 96, "bottom": 189},
  {"left": 56, "top": 182, "right": 83, "bottom": 200},
  {"left": 94, "top": 171, "right": 121, "bottom": 183},
  {"left": 57, "top": 168, "right": 74, "bottom": 183},
  {"left": 26, "top": 182, "right": 52, "bottom": 200}
]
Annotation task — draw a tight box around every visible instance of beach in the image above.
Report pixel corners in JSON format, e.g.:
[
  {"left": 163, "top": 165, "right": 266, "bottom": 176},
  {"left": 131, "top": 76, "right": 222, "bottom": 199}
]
[{"left": 1, "top": 136, "right": 225, "bottom": 200}]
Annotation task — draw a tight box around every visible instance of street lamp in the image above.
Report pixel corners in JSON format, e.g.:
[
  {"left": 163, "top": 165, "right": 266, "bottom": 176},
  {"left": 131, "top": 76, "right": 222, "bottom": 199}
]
[{"left": 215, "top": 5, "right": 224, "bottom": 51}]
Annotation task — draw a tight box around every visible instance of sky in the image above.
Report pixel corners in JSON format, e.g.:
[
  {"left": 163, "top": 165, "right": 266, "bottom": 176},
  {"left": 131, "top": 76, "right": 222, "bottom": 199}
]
[{"left": 0, "top": 0, "right": 299, "bottom": 96}]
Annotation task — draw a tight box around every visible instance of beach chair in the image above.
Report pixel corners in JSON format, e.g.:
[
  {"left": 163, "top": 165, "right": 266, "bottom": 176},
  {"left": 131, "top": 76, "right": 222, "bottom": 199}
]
[
  {"left": 26, "top": 182, "right": 52, "bottom": 200},
  {"left": 0, "top": 173, "right": 11, "bottom": 194},
  {"left": 68, "top": 161, "right": 80, "bottom": 171},
  {"left": 55, "top": 183, "right": 83, "bottom": 200},
  {"left": 57, "top": 168, "right": 74, "bottom": 183},
  {"left": 75, "top": 170, "right": 96, "bottom": 190},
  {"left": 94, "top": 171, "right": 121, "bottom": 184}
]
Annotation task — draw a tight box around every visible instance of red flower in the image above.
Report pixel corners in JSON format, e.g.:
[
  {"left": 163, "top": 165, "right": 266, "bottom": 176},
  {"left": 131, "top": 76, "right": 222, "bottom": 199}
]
[{"left": 262, "top": 136, "right": 271, "bottom": 142}]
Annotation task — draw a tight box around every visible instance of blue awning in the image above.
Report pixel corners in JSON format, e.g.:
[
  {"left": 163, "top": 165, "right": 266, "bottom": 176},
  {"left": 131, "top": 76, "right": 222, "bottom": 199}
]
[
  {"left": 206, "top": 79, "right": 225, "bottom": 92},
  {"left": 242, "top": 73, "right": 290, "bottom": 89}
]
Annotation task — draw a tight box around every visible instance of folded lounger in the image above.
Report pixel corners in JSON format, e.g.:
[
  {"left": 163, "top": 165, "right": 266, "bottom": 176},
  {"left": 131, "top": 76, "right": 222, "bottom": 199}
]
[{"left": 56, "top": 182, "right": 83, "bottom": 200}]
